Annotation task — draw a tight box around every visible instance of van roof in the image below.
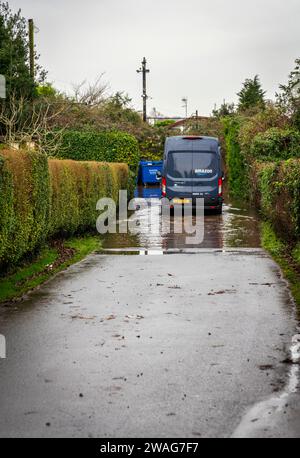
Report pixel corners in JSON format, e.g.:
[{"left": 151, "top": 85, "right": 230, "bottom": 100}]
[{"left": 165, "top": 136, "right": 220, "bottom": 152}]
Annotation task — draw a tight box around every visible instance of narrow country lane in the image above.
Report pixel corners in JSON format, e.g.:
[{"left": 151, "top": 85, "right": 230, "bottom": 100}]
[{"left": 0, "top": 197, "right": 299, "bottom": 438}]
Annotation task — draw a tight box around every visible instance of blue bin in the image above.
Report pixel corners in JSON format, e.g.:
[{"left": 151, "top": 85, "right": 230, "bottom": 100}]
[
  {"left": 138, "top": 160, "right": 163, "bottom": 185},
  {"left": 134, "top": 186, "right": 162, "bottom": 199}
]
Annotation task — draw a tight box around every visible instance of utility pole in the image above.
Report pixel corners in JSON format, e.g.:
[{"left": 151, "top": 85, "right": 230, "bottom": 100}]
[
  {"left": 136, "top": 57, "right": 150, "bottom": 122},
  {"left": 181, "top": 97, "right": 188, "bottom": 118},
  {"left": 28, "top": 19, "right": 34, "bottom": 80},
  {"left": 0, "top": 75, "right": 6, "bottom": 99}
]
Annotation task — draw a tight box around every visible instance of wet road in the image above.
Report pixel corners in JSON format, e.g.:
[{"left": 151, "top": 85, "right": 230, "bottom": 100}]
[
  {"left": 0, "top": 191, "right": 300, "bottom": 437},
  {"left": 103, "top": 187, "right": 261, "bottom": 251}
]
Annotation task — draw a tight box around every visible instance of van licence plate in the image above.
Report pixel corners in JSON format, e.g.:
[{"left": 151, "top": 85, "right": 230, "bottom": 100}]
[{"left": 172, "top": 198, "right": 191, "bottom": 204}]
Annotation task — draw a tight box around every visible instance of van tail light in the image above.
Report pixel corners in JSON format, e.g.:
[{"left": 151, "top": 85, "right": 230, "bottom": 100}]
[
  {"left": 162, "top": 177, "right": 166, "bottom": 197},
  {"left": 218, "top": 178, "right": 223, "bottom": 196}
]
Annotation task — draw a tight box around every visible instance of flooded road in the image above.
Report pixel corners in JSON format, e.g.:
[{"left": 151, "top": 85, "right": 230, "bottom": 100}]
[
  {"left": 0, "top": 187, "right": 299, "bottom": 438},
  {"left": 102, "top": 187, "right": 261, "bottom": 252}
]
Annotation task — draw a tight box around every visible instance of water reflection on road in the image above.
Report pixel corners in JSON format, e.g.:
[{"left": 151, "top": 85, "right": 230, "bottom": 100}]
[{"left": 101, "top": 186, "right": 261, "bottom": 251}]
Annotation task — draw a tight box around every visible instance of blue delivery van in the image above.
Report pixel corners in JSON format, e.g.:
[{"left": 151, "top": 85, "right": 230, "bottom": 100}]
[{"left": 157, "top": 136, "right": 224, "bottom": 214}]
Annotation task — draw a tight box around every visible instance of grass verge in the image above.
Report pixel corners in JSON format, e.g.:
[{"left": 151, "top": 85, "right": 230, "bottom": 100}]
[
  {"left": 0, "top": 235, "right": 101, "bottom": 304},
  {"left": 261, "top": 221, "right": 300, "bottom": 312}
]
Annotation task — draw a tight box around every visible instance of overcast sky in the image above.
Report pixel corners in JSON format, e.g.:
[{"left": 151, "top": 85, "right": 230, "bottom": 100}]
[{"left": 8, "top": 0, "right": 300, "bottom": 116}]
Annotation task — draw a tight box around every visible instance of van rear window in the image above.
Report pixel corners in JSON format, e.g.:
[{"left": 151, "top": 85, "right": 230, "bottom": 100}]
[{"left": 167, "top": 151, "right": 217, "bottom": 178}]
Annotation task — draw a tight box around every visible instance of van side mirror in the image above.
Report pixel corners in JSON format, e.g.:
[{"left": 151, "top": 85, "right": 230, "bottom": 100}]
[{"left": 156, "top": 171, "right": 162, "bottom": 180}]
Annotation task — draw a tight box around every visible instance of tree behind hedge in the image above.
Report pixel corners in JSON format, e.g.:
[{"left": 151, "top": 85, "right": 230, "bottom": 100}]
[
  {"left": 0, "top": 2, "right": 46, "bottom": 100},
  {"left": 237, "top": 75, "right": 266, "bottom": 112},
  {"left": 276, "top": 58, "right": 300, "bottom": 130}
]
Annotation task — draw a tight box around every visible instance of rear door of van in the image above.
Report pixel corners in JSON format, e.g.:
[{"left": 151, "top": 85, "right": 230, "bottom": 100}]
[
  {"left": 192, "top": 151, "right": 219, "bottom": 199},
  {"left": 165, "top": 151, "right": 193, "bottom": 199}
]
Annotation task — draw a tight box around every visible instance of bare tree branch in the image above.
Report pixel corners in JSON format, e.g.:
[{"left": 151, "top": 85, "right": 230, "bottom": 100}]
[
  {"left": 0, "top": 93, "right": 67, "bottom": 155},
  {"left": 72, "top": 74, "right": 109, "bottom": 107}
]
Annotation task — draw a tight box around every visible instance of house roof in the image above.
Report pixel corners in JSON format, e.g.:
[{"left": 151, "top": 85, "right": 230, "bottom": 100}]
[{"left": 170, "top": 116, "right": 211, "bottom": 128}]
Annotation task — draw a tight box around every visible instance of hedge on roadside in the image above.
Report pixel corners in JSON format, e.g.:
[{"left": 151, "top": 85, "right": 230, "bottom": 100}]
[
  {"left": 48, "top": 159, "right": 128, "bottom": 236},
  {"left": 223, "top": 116, "right": 300, "bottom": 199},
  {"left": 0, "top": 149, "right": 50, "bottom": 268},
  {"left": 54, "top": 130, "right": 140, "bottom": 170},
  {"left": 250, "top": 128, "right": 300, "bottom": 162},
  {"left": 222, "top": 116, "right": 248, "bottom": 198},
  {"left": 252, "top": 159, "right": 300, "bottom": 240},
  {"left": 0, "top": 149, "right": 129, "bottom": 270}
]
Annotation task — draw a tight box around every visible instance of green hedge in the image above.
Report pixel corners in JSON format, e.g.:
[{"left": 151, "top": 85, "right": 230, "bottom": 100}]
[
  {"left": 222, "top": 117, "right": 248, "bottom": 198},
  {"left": 250, "top": 128, "right": 300, "bottom": 161},
  {"left": 54, "top": 130, "right": 140, "bottom": 170},
  {"left": 0, "top": 149, "right": 50, "bottom": 267},
  {"left": 252, "top": 159, "right": 300, "bottom": 240},
  {"left": 0, "top": 149, "right": 129, "bottom": 270},
  {"left": 48, "top": 159, "right": 128, "bottom": 237},
  {"left": 223, "top": 113, "right": 300, "bottom": 241},
  {"left": 223, "top": 116, "right": 300, "bottom": 200}
]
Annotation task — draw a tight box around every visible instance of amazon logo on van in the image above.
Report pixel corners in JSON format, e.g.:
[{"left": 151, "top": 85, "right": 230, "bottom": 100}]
[{"left": 195, "top": 169, "right": 213, "bottom": 174}]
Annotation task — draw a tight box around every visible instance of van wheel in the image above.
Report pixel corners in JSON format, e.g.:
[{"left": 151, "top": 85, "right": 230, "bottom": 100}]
[{"left": 215, "top": 206, "right": 222, "bottom": 215}]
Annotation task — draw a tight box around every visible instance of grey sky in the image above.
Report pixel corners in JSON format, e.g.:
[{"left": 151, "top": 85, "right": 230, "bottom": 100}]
[{"left": 9, "top": 0, "right": 300, "bottom": 116}]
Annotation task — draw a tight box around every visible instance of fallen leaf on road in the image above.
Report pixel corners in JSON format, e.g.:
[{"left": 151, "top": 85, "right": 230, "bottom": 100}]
[
  {"left": 125, "top": 314, "right": 144, "bottom": 320},
  {"left": 105, "top": 314, "right": 117, "bottom": 321},
  {"left": 112, "top": 334, "right": 125, "bottom": 340},
  {"left": 259, "top": 364, "right": 274, "bottom": 371},
  {"left": 208, "top": 289, "right": 236, "bottom": 296},
  {"left": 71, "top": 315, "right": 96, "bottom": 320},
  {"left": 249, "top": 283, "right": 275, "bottom": 287}
]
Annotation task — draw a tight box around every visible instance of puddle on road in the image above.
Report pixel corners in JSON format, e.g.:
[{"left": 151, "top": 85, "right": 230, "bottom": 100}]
[{"left": 100, "top": 186, "right": 261, "bottom": 253}]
